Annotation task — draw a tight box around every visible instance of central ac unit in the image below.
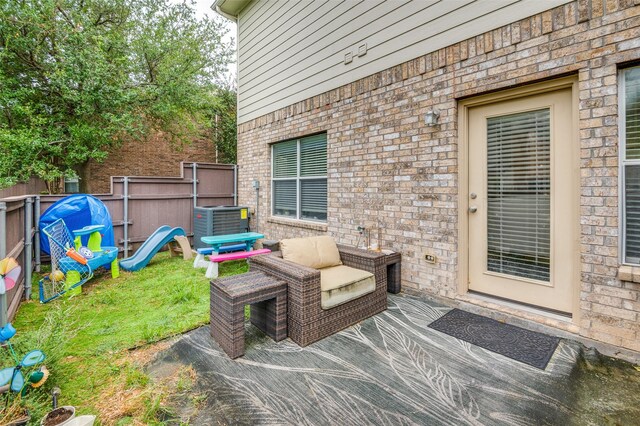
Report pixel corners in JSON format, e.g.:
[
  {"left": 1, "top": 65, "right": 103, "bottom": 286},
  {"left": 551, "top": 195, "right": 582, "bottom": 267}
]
[{"left": 193, "top": 206, "right": 250, "bottom": 249}]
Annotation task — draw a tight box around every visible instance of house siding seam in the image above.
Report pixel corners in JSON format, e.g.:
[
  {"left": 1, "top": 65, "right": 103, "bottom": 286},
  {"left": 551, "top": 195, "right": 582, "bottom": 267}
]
[{"left": 236, "top": 0, "right": 640, "bottom": 352}]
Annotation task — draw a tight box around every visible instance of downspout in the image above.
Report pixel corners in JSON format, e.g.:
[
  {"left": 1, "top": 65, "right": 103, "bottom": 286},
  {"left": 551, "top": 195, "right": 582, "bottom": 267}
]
[
  {"left": 0, "top": 202, "right": 7, "bottom": 326},
  {"left": 255, "top": 185, "right": 259, "bottom": 234},
  {"left": 24, "top": 197, "right": 33, "bottom": 300}
]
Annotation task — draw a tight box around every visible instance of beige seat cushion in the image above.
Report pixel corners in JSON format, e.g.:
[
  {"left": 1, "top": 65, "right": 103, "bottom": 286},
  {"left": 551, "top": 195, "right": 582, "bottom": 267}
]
[
  {"left": 280, "top": 235, "right": 342, "bottom": 269},
  {"left": 320, "top": 265, "right": 376, "bottom": 310}
]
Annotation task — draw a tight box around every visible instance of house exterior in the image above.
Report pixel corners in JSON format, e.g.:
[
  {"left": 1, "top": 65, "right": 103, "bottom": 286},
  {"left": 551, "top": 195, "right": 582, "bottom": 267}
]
[{"left": 215, "top": 0, "right": 640, "bottom": 354}]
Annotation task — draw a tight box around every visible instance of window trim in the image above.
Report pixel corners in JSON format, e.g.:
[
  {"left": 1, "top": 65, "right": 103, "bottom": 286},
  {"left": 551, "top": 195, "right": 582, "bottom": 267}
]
[
  {"left": 270, "top": 134, "right": 327, "bottom": 223},
  {"left": 620, "top": 66, "right": 640, "bottom": 265}
]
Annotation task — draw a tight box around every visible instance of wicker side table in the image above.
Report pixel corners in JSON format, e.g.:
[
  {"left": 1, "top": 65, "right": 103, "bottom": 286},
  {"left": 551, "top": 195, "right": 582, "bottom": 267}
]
[
  {"left": 210, "top": 271, "right": 287, "bottom": 359},
  {"left": 384, "top": 252, "right": 402, "bottom": 294}
]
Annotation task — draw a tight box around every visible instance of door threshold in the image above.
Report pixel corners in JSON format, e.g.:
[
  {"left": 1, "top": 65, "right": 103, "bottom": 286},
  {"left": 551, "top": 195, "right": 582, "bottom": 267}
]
[{"left": 463, "top": 291, "right": 573, "bottom": 323}]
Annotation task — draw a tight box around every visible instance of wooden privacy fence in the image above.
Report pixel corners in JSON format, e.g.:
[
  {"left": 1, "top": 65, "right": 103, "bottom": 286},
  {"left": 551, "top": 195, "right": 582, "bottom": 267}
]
[
  {"left": 0, "top": 177, "right": 47, "bottom": 199},
  {"left": 0, "top": 162, "right": 237, "bottom": 323},
  {"left": 39, "top": 162, "right": 237, "bottom": 257},
  {"left": 0, "top": 195, "right": 38, "bottom": 325}
]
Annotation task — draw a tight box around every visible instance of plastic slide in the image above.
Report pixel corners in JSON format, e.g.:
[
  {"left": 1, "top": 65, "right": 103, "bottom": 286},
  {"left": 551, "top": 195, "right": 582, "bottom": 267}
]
[{"left": 119, "top": 226, "right": 187, "bottom": 272}]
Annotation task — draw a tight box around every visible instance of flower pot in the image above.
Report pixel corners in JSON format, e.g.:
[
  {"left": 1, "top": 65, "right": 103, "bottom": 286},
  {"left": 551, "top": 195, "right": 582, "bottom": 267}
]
[
  {"left": 41, "top": 406, "right": 75, "bottom": 426},
  {"left": 64, "top": 415, "right": 96, "bottom": 426},
  {"left": 6, "top": 414, "right": 30, "bottom": 426}
]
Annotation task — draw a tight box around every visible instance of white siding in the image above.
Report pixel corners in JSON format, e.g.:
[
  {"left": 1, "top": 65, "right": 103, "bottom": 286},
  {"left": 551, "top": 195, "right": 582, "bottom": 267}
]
[{"left": 236, "top": 0, "right": 571, "bottom": 124}]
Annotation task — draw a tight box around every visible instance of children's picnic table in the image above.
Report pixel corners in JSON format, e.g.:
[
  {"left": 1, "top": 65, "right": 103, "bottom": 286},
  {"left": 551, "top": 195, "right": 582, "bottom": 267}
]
[
  {"left": 199, "top": 232, "right": 265, "bottom": 278},
  {"left": 200, "top": 232, "right": 265, "bottom": 254}
]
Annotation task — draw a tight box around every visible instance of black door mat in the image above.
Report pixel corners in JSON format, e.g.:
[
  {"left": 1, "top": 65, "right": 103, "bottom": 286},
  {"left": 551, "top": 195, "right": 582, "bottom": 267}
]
[{"left": 428, "top": 309, "right": 560, "bottom": 369}]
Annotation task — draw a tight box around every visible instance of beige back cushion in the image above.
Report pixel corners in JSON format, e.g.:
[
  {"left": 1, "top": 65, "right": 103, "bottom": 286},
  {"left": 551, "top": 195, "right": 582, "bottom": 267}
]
[{"left": 280, "top": 235, "right": 342, "bottom": 269}]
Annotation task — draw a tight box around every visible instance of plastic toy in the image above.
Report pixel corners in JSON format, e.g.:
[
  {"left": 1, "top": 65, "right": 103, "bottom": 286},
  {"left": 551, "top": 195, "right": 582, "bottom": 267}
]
[
  {"left": 39, "top": 194, "right": 115, "bottom": 256},
  {"left": 0, "top": 257, "right": 21, "bottom": 295},
  {"left": 78, "top": 247, "right": 94, "bottom": 259},
  {"left": 119, "top": 226, "right": 187, "bottom": 272},
  {"left": 66, "top": 248, "right": 88, "bottom": 265},
  {"left": 168, "top": 235, "right": 193, "bottom": 260},
  {"left": 0, "top": 323, "right": 48, "bottom": 395},
  {"left": 0, "top": 261, "right": 48, "bottom": 394},
  {"left": 50, "top": 270, "right": 65, "bottom": 282},
  {"left": 39, "top": 219, "right": 119, "bottom": 303}
]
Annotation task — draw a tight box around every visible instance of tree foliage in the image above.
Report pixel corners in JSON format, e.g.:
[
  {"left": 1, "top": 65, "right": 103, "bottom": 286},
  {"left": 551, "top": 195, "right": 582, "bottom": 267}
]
[
  {"left": 0, "top": 0, "right": 234, "bottom": 191},
  {"left": 210, "top": 85, "right": 236, "bottom": 164}
]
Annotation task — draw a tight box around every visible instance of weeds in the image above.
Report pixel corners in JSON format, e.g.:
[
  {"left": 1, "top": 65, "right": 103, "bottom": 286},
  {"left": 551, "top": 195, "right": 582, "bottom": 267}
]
[
  {"left": 0, "top": 304, "right": 80, "bottom": 423},
  {"left": 5, "top": 252, "right": 246, "bottom": 424}
]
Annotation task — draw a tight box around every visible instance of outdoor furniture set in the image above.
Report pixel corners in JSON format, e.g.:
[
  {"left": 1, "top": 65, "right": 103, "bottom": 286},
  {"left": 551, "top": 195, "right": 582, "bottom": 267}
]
[{"left": 209, "top": 235, "right": 402, "bottom": 358}]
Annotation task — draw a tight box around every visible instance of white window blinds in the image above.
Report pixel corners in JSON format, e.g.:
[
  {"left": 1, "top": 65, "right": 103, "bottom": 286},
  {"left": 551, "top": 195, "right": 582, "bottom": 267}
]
[
  {"left": 300, "top": 134, "right": 327, "bottom": 176},
  {"left": 624, "top": 67, "right": 640, "bottom": 263},
  {"left": 486, "top": 109, "right": 551, "bottom": 282},
  {"left": 273, "top": 140, "right": 297, "bottom": 178},
  {"left": 625, "top": 165, "right": 640, "bottom": 262},
  {"left": 272, "top": 134, "right": 327, "bottom": 222}
]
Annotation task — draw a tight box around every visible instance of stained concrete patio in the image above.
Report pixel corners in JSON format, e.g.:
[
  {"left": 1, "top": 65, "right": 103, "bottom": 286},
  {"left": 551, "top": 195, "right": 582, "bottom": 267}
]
[{"left": 148, "top": 293, "right": 640, "bottom": 425}]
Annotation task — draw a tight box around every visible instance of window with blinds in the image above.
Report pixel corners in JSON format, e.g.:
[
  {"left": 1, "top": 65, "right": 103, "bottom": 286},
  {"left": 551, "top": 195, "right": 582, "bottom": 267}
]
[
  {"left": 623, "top": 66, "right": 640, "bottom": 264},
  {"left": 272, "top": 134, "right": 327, "bottom": 222},
  {"left": 486, "top": 109, "right": 551, "bottom": 282}
]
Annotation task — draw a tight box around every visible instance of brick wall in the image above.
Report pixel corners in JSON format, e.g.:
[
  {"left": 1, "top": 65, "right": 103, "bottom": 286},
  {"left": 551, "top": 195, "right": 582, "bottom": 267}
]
[
  {"left": 236, "top": 0, "right": 640, "bottom": 351},
  {"left": 85, "top": 132, "right": 217, "bottom": 193}
]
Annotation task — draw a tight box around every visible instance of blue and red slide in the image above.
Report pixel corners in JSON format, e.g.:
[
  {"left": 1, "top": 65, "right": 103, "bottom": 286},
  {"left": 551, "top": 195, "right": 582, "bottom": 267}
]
[{"left": 119, "top": 226, "right": 186, "bottom": 272}]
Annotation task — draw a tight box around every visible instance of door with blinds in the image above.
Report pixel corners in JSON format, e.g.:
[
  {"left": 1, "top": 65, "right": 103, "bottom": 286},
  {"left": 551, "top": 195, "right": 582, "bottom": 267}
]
[{"left": 467, "top": 88, "right": 576, "bottom": 313}]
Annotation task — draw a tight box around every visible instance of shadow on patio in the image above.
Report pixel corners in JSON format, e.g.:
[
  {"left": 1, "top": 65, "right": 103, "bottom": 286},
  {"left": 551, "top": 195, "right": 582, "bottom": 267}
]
[{"left": 149, "top": 294, "right": 640, "bottom": 425}]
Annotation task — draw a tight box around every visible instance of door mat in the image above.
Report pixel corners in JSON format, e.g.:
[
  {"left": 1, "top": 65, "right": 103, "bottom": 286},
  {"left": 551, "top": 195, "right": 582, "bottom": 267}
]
[{"left": 428, "top": 309, "right": 560, "bottom": 369}]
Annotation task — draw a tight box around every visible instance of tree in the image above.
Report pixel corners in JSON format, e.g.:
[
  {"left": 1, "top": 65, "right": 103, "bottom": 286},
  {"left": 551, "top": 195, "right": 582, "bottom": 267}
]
[
  {"left": 209, "top": 85, "right": 237, "bottom": 164},
  {"left": 0, "top": 0, "right": 234, "bottom": 192}
]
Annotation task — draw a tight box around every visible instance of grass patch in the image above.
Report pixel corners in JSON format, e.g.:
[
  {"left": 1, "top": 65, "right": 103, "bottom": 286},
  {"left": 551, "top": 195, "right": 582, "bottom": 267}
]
[{"left": 2, "top": 253, "right": 247, "bottom": 424}]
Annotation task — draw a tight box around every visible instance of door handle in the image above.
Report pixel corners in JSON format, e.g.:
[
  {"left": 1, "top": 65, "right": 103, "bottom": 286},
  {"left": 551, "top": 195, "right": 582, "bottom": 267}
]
[{"left": 469, "top": 206, "right": 478, "bottom": 213}]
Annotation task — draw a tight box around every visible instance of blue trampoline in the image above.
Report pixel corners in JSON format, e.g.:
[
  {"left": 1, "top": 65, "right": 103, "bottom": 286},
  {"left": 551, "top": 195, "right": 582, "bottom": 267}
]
[{"left": 39, "top": 194, "right": 115, "bottom": 255}]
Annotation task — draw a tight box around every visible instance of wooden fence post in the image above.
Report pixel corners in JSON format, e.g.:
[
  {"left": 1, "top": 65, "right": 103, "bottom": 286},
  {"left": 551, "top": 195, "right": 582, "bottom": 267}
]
[
  {"left": 0, "top": 201, "right": 7, "bottom": 326},
  {"left": 192, "top": 162, "right": 198, "bottom": 208},
  {"left": 233, "top": 164, "right": 238, "bottom": 206},
  {"left": 24, "top": 197, "right": 33, "bottom": 300},
  {"left": 123, "top": 177, "right": 129, "bottom": 258},
  {"left": 34, "top": 196, "right": 41, "bottom": 272}
]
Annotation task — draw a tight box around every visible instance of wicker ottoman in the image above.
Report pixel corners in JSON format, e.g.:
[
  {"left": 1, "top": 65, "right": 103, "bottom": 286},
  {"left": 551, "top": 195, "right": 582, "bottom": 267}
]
[{"left": 210, "top": 271, "right": 287, "bottom": 359}]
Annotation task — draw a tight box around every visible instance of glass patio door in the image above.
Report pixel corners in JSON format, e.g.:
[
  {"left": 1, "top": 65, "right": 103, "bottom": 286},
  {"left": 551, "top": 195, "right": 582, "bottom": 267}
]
[{"left": 467, "top": 88, "right": 576, "bottom": 314}]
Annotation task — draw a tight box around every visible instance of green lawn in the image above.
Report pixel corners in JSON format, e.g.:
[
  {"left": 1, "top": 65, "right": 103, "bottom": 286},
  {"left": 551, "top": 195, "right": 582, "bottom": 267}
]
[{"left": 3, "top": 253, "right": 247, "bottom": 425}]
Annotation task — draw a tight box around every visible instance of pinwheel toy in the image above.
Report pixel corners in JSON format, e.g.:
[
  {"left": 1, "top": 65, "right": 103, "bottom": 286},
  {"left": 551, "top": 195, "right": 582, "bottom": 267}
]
[
  {"left": 0, "top": 323, "right": 47, "bottom": 394},
  {"left": 0, "top": 258, "right": 48, "bottom": 394},
  {"left": 0, "top": 257, "right": 21, "bottom": 295}
]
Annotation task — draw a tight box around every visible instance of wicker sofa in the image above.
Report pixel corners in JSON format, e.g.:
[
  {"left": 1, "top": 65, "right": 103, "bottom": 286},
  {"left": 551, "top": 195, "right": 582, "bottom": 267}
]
[{"left": 249, "top": 238, "right": 388, "bottom": 347}]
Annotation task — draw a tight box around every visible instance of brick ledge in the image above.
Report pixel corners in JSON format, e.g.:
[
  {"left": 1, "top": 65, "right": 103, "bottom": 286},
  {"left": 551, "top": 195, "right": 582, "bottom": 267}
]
[
  {"left": 267, "top": 217, "right": 327, "bottom": 232},
  {"left": 617, "top": 265, "right": 640, "bottom": 283}
]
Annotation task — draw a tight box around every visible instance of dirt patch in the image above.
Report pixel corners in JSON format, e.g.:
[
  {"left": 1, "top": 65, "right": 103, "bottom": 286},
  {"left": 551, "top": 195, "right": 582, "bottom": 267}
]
[
  {"left": 127, "top": 339, "right": 175, "bottom": 365},
  {"left": 93, "top": 338, "right": 185, "bottom": 425},
  {"left": 42, "top": 407, "right": 73, "bottom": 426}
]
